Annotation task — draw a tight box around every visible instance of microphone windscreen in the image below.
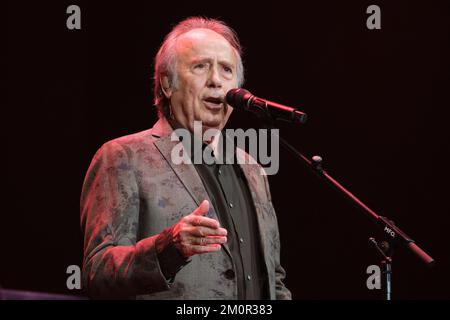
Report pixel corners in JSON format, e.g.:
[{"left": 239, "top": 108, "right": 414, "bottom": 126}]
[{"left": 225, "top": 88, "right": 252, "bottom": 109}]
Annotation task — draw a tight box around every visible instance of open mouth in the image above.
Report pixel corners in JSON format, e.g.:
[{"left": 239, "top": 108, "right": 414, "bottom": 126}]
[{"left": 203, "top": 96, "right": 224, "bottom": 110}]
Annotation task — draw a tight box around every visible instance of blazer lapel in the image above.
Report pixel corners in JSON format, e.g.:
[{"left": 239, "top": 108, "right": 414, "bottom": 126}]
[{"left": 236, "top": 149, "right": 271, "bottom": 288}]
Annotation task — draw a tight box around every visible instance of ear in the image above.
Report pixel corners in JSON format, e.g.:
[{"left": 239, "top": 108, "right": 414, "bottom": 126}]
[{"left": 160, "top": 75, "right": 173, "bottom": 98}]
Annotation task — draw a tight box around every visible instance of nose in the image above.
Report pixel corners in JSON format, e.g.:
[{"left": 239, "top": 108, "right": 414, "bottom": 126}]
[{"left": 206, "top": 64, "right": 222, "bottom": 89}]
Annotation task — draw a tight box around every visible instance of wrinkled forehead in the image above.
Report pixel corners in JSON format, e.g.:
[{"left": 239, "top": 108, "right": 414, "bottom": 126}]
[{"left": 175, "top": 28, "right": 237, "bottom": 64}]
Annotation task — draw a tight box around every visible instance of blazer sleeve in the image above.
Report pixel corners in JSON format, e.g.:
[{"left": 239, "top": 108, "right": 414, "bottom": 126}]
[{"left": 80, "top": 141, "right": 172, "bottom": 299}]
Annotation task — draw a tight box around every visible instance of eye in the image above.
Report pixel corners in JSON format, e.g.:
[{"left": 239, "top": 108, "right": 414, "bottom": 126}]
[
  {"left": 194, "top": 63, "right": 207, "bottom": 70},
  {"left": 223, "top": 66, "right": 233, "bottom": 73}
]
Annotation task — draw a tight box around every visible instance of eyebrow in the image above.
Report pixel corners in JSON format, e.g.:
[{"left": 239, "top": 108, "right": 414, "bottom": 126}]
[{"left": 190, "top": 57, "right": 235, "bottom": 68}]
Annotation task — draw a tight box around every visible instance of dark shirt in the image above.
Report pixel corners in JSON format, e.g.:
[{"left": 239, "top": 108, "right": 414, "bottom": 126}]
[{"left": 194, "top": 154, "right": 268, "bottom": 299}]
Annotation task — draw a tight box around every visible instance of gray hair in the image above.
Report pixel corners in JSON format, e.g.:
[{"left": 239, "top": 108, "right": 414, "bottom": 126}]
[{"left": 153, "top": 17, "right": 245, "bottom": 118}]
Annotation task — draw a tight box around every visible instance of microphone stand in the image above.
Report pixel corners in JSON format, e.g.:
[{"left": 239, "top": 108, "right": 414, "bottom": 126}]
[
  {"left": 369, "top": 237, "right": 393, "bottom": 300},
  {"left": 257, "top": 114, "right": 435, "bottom": 300}
]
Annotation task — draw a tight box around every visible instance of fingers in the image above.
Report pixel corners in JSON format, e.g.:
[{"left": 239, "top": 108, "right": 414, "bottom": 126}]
[
  {"left": 172, "top": 200, "right": 229, "bottom": 258},
  {"left": 187, "top": 215, "right": 220, "bottom": 229},
  {"left": 187, "top": 226, "right": 227, "bottom": 237},
  {"left": 186, "top": 235, "right": 227, "bottom": 246},
  {"left": 187, "top": 200, "right": 220, "bottom": 229},
  {"left": 191, "top": 200, "right": 209, "bottom": 216},
  {"left": 188, "top": 244, "right": 222, "bottom": 255}
]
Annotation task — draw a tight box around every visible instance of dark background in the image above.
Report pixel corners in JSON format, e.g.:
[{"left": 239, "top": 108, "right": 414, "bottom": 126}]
[{"left": 5, "top": 0, "right": 450, "bottom": 299}]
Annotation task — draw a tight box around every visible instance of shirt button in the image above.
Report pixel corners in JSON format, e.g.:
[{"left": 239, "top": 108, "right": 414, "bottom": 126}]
[
  {"left": 229, "top": 203, "right": 234, "bottom": 208},
  {"left": 239, "top": 238, "right": 244, "bottom": 243},
  {"left": 247, "top": 275, "right": 252, "bottom": 281}
]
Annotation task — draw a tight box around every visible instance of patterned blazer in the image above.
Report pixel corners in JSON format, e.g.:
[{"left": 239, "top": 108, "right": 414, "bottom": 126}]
[{"left": 80, "top": 117, "right": 291, "bottom": 299}]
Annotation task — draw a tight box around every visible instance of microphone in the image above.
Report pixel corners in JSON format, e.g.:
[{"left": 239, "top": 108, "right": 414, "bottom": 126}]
[{"left": 226, "top": 88, "right": 307, "bottom": 124}]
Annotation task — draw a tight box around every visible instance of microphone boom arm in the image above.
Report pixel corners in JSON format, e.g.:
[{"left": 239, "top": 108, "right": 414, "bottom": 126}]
[{"left": 274, "top": 131, "right": 435, "bottom": 267}]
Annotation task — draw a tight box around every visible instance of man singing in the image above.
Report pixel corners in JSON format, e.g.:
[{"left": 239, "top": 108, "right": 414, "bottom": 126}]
[{"left": 80, "top": 16, "right": 291, "bottom": 300}]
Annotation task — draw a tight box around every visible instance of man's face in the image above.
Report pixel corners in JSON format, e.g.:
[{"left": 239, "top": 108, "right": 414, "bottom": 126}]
[{"left": 165, "top": 28, "right": 238, "bottom": 134}]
